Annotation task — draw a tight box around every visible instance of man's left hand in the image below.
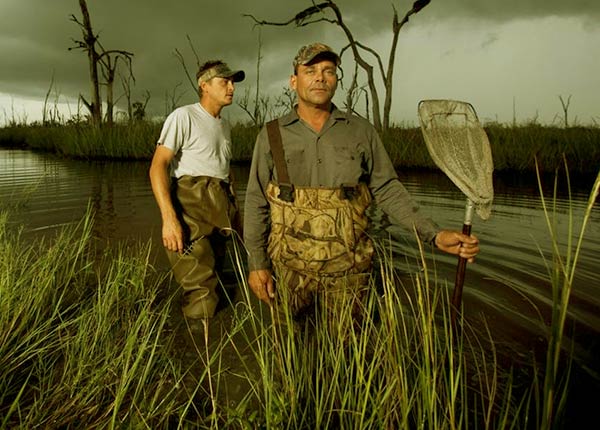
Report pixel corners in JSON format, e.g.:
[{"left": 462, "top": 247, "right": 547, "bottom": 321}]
[{"left": 434, "top": 230, "right": 480, "bottom": 263}]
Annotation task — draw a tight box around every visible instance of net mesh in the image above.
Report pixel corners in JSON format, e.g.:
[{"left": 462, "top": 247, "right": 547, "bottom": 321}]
[{"left": 418, "top": 99, "right": 494, "bottom": 220}]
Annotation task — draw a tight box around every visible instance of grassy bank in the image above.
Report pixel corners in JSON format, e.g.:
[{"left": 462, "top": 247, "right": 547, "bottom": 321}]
[
  {"left": 383, "top": 124, "right": 600, "bottom": 175},
  {"left": 5, "top": 167, "right": 599, "bottom": 428},
  {"left": 1, "top": 121, "right": 599, "bottom": 174},
  {"left": 0, "top": 208, "right": 187, "bottom": 427},
  {"left": 0, "top": 122, "right": 160, "bottom": 159},
  {"left": 0, "top": 121, "right": 257, "bottom": 162},
  {"left": 0, "top": 207, "right": 527, "bottom": 428}
]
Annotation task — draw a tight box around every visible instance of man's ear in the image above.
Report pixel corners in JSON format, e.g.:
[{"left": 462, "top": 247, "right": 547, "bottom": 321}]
[
  {"left": 199, "top": 79, "right": 209, "bottom": 93},
  {"left": 289, "top": 74, "right": 297, "bottom": 91}
]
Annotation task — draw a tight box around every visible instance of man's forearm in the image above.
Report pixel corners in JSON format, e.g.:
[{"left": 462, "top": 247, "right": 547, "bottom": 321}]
[
  {"left": 375, "top": 179, "right": 439, "bottom": 243},
  {"left": 243, "top": 201, "right": 272, "bottom": 271},
  {"left": 149, "top": 162, "right": 177, "bottom": 222}
]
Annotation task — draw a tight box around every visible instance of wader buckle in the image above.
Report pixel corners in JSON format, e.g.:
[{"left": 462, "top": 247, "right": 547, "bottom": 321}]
[
  {"left": 220, "top": 180, "right": 236, "bottom": 203},
  {"left": 278, "top": 183, "right": 295, "bottom": 202},
  {"left": 341, "top": 184, "right": 358, "bottom": 200}
]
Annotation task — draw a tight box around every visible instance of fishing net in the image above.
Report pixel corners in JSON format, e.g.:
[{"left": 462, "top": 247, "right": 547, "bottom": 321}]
[{"left": 418, "top": 99, "right": 494, "bottom": 220}]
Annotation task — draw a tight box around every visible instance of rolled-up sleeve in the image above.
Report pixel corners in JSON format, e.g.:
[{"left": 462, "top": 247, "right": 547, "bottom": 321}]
[{"left": 366, "top": 127, "right": 439, "bottom": 243}]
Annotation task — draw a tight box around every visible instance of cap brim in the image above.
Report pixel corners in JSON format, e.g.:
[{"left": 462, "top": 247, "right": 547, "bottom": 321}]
[
  {"left": 223, "top": 70, "right": 245, "bottom": 82},
  {"left": 304, "top": 52, "right": 340, "bottom": 66}
]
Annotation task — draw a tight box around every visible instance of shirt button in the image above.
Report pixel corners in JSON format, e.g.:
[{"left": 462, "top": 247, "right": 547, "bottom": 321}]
[{"left": 317, "top": 158, "right": 322, "bottom": 164}]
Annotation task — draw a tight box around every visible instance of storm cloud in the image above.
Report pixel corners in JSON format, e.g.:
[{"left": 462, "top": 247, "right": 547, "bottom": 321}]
[{"left": 1, "top": 0, "right": 598, "bottom": 124}]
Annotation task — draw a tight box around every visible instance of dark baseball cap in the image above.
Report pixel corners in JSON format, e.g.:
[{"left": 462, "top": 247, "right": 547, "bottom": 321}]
[
  {"left": 197, "top": 63, "right": 245, "bottom": 83},
  {"left": 293, "top": 43, "right": 341, "bottom": 70}
]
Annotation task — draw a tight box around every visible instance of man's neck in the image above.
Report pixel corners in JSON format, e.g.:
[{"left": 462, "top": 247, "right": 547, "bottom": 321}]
[
  {"left": 199, "top": 98, "right": 222, "bottom": 118},
  {"left": 296, "top": 102, "right": 332, "bottom": 133}
]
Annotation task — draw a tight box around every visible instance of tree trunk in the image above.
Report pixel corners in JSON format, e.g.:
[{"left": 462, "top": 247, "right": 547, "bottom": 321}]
[
  {"left": 328, "top": 3, "right": 382, "bottom": 131},
  {"left": 121, "top": 74, "right": 133, "bottom": 122},
  {"left": 78, "top": 0, "right": 102, "bottom": 126},
  {"left": 244, "top": 0, "right": 430, "bottom": 134},
  {"left": 104, "top": 57, "right": 116, "bottom": 126},
  {"left": 382, "top": 10, "right": 401, "bottom": 132},
  {"left": 106, "top": 77, "right": 114, "bottom": 126}
]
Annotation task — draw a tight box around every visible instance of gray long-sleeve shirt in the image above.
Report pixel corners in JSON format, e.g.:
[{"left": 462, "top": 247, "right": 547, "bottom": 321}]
[{"left": 243, "top": 106, "right": 439, "bottom": 271}]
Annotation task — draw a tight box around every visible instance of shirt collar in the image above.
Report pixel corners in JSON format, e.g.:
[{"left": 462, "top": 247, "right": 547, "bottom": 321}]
[{"left": 280, "top": 104, "right": 347, "bottom": 127}]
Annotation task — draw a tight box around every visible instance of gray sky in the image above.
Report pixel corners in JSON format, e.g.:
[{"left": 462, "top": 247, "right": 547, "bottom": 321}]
[{"left": 1, "top": 0, "right": 599, "bottom": 126}]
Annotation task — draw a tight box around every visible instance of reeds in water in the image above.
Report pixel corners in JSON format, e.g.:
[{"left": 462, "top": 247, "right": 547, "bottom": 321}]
[
  {"left": 3, "top": 165, "right": 598, "bottom": 427},
  {"left": 0, "top": 207, "right": 188, "bottom": 427},
  {"left": 2, "top": 121, "right": 599, "bottom": 173},
  {"left": 0, "top": 122, "right": 162, "bottom": 159},
  {"left": 229, "top": 235, "right": 534, "bottom": 429},
  {"left": 535, "top": 160, "right": 600, "bottom": 430}
]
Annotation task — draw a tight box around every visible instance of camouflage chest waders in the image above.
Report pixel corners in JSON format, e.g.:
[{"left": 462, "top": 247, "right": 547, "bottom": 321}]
[
  {"left": 167, "top": 175, "right": 241, "bottom": 319},
  {"left": 265, "top": 120, "right": 374, "bottom": 319}
]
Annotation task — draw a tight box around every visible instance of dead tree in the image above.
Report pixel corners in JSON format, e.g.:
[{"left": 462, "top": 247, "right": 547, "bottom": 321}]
[
  {"left": 165, "top": 82, "right": 186, "bottom": 116},
  {"left": 269, "top": 87, "right": 298, "bottom": 119},
  {"left": 69, "top": 0, "right": 102, "bottom": 125},
  {"left": 120, "top": 74, "right": 150, "bottom": 122},
  {"left": 96, "top": 43, "right": 134, "bottom": 125},
  {"left": 70, "top": 0, "right": 133, "bottom": 126},
  {"left": 558, "top": 95, "right": 572, "bottom": 128},
  {"left": 244, "top": 0, "right": 430, "bottom": 133},
  {"left": 174, "top": 34, "right": 202, "bottom": 97},
  {"left": 120, "top": 73, "right": 134, "bottom": 121},
  {"left": 133, "top": 91, "right": 151, "bottom": 121},
  {"left": 237, "top": 28, "right": 271, "bottom": 126},
  {"left": 42, "top": 73, "right": 56, "bottom": 125}
]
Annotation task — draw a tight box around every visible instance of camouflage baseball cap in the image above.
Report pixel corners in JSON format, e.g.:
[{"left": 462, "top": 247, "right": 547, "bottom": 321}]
[
  {"left": 197, "top": 63, "right": 245, "bottom": 83},
  {"left": 293, "top": 43, "right": 341, "bottom": 70}
]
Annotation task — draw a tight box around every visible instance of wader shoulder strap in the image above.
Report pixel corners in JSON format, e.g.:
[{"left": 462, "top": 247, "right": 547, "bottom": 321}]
[{"left": 266, "top": 120, "right": 291, "bottom": 185}]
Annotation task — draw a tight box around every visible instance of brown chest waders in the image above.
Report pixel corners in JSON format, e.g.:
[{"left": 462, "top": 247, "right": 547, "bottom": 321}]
[
  {"left": 265, "top": 120, "right": 374, "bottom": 319},
  {"left": 167, "top": 175, "right": 240, "bottom": 319}
]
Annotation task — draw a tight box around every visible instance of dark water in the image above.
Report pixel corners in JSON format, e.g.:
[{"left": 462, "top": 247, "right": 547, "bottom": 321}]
[{"left": 1, "top": 148, "right": 599, "bottom": 380}]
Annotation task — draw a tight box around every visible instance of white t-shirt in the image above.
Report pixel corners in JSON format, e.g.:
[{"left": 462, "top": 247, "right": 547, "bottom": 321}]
[{"left": 157, "top": 103, "right": 232, "bottom": 179}]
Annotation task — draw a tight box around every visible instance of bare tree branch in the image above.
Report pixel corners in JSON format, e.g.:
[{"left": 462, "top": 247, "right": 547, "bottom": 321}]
[
  {"left": 243, "top": 2, "right": 331, "bottom": 27},
  {"left": 165, "top": 82, "right": 185, "bottom": 115},
  {"left": 70, "top": 0, "right": 135, "bottom": 125},
  {"left": 79, "top": 94, "right": 92, "bottom": 112},
  {"left": 173, "top": 34, "right": 204, "bottom": 97},
  {"left": 173, "top": 48, "right": 198, "bottom": 95},
  {"left": 186, "top": 34, "right": 201, "bottom": 70},
  {"left": 70, "top": 0, "right": 102, "bottom": 125},
  {"left": 243, "top": 12, "right": 335, "bottom": 28},
  {"left": 95, "top": 42, "right": 134, "bottom": 125},
  {"left": 243, "top": 0, "right": 430, "bottom": 132},
  {"left": 352, "top": 42, "right": 386, "bottom": 81},
  {"left": 43, "top": 72, "right": 55, "bottom": 125},
  {"left": 558, "top": 94, "right": 572, "bottom": 128}
]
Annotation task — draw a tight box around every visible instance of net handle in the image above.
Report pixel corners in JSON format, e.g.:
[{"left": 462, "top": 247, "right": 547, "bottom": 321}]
[{"left": 451, "top": 198, "right": 474, "bottom": 327}]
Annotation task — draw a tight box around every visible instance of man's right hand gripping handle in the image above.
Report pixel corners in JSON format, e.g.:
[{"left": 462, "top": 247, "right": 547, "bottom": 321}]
[{"left": 248, "top": 269, "right": 275, "bottom": 305}]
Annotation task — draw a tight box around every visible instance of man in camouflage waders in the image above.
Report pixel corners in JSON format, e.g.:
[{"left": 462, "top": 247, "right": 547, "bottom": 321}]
[
  {"left": 150, "top": 60, "right": 244, "bottom": 321},
  {"left": 243, "top": 43, "right": 480, "bottom": 329}
]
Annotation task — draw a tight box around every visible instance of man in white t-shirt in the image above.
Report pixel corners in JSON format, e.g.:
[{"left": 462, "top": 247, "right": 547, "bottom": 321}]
[{"left": 149, "top": 60, "right": 245, "bottom": 320}]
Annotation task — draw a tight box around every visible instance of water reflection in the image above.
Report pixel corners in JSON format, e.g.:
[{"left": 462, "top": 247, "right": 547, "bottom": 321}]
[{"left": 1, "top": 148, "right": 598, "bottom": 375}]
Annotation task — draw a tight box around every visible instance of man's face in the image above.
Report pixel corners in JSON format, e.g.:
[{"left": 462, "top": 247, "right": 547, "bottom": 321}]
[
  {"left": 290, "top": 59, "right": 338, "bottom": 108},
  {"left": 202, "top": 76, "right": 235, "bottom": 107}
]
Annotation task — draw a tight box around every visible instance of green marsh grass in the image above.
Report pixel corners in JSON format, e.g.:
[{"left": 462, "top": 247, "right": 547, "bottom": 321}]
[
  {"left": 0, "top": 122, "right": 161, "bottom": 159},
  {"left": 534, "top": 160, "right": 600, "bottom": 429},
  {"left": 383, "top": 124, "right": 600, "bottom": 175},
  {"left": 228, "top": 236, "right": 534, "bottom": 429},
  {"left": 0, "top": 207, "right": 198, "bottom": 427},
  {"left": 2, "top": 122, "right": 600, "bottom": 173},
  {"left": 0, "top": 121, "right": 259, "bottom": 162},
  {"left": 486, "top": 125, "right": 600, "bottom": 174},
  {"left": 2, "top": 167, "right": 598, "bottom": 427}
]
